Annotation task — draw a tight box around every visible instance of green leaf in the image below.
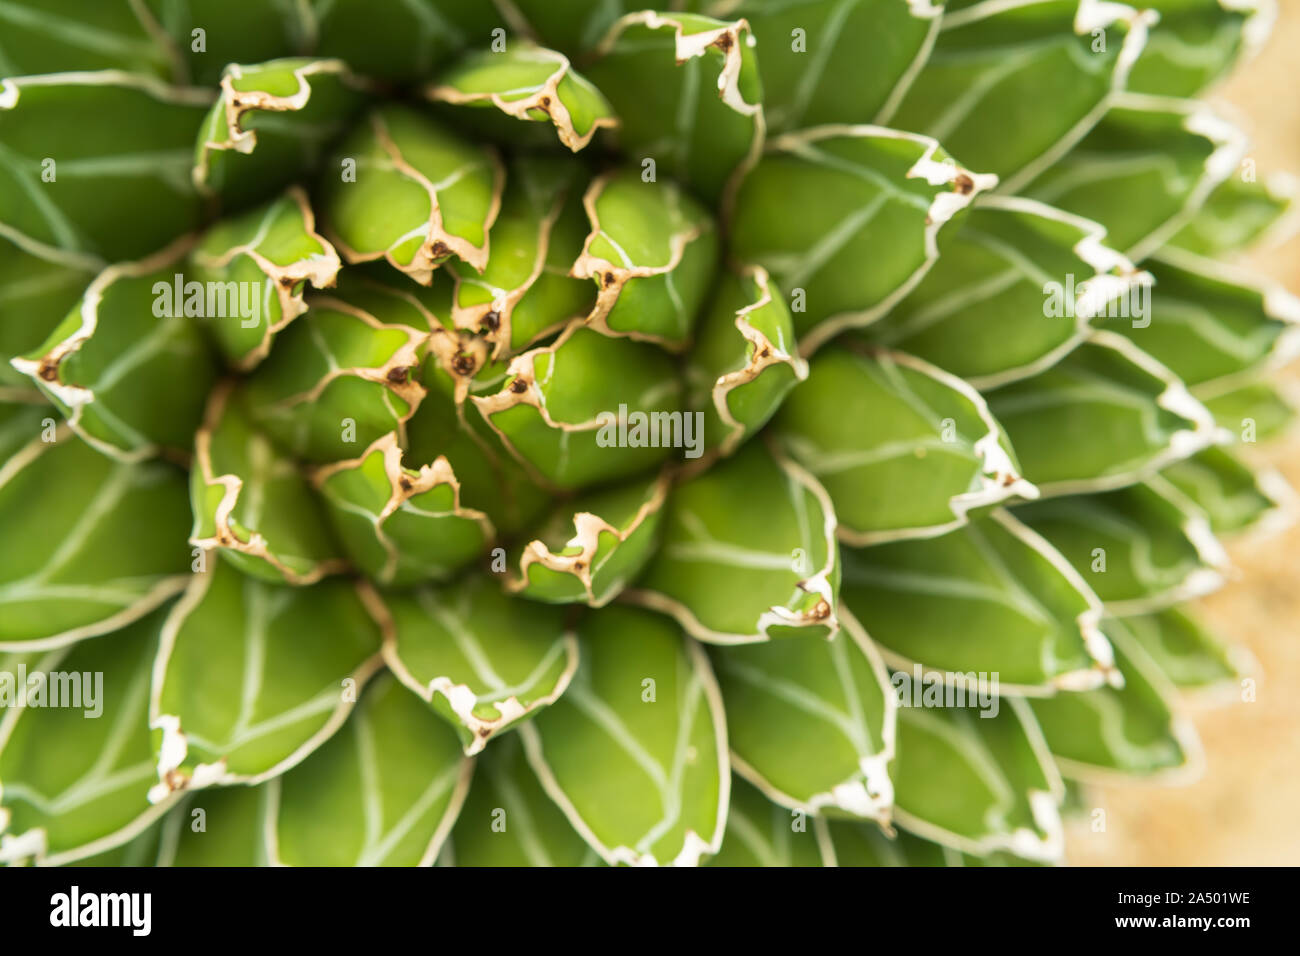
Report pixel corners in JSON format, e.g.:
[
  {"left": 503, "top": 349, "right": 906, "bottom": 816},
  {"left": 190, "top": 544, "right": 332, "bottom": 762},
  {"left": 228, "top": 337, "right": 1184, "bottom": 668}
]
[
  {"left": 156, "top": 787, "right": 271, "bottom": 866},
  {"left": 1126, "top": 0, "right": 1267, "bottom": 98},
  {"left": 1023, "top": 94, "right": 1246, "bottom": 261},
  {"left": 442, "top": 154, "right": 594, "bottom": 358},
  {"left": 1028, "top": 620, "right": 1199, "bottom": 778},
  {"left": 146, "top": 0, "right": 312, "bottom": 87},
  {"left": 984, "top": 333, "right": 1217, "bottom": 496},
  {"left": 735, "top": 0, "right": 944, "bottom": 133},
  {"left": 568, "top": 170, "right": 718, "bottom": 350},
  {"left": 1168, "top": 169, "right": 1298, "bottom": 257},
  {"left": 242, "top": 287, "right": 431, "bottom": 464},
  {"left": 0, "top": 238, "right": 95, "bottom": 388},
  {"left": 320, "top": 105, "right": 504, "bottom": 284},
  {"left": 190, "top": 383, "right": 346, "bottom": 585},
  {"left": 189, "top": 187, "right": 341, "bottom": 370},
  {"left": 0, "top": 417, "right": 190, "bottom": 651},
  {"left": 13, "top": 242, "right": 218, "bottom": 461},
  {"left": 148, "top": 554, "right": 384, "bottom": 798},
  {"left": 0, "top": 72, "right": 212, "bottom": 261},
  {"left": 1160, "top": 443, "right": 1293, "bottom": 535},
  {"left": 686, "top": 265, "right": 808, "bottom": 457},
  {"left": 1099, "top": 248, "right": 1300, "bottom": 394},
  {"left": 314, "top": 433, "right": 493, "bottom": 587},
  {"left": 374, "top": 576, "right": 578, "bottom": 754},
  {"left": 1113, "top": 606, "right": 1240, "bottom": 691},
  {"left": 1014, "top": 480, "right": 1227, "bottom": 615},
  {"left": 730, "top": 124, "right": 995, "bottom": 353},
  {"left": 0, "top": 609, "right": 180, "bottom": 866},
  {"left": 893, "top": 698, "right": 1065, "bottom": 862},
  {"left": 510, "top": 471, "right": 670, "bottom": 606},
  {"left": 709, "top": 608, "right": 895, "bottom": 821},
  {"left": 584, "top": 11, "right": 764, "bottom": 200},
  {"left": 840, "top": 510, "right": 1117, "bottom": 692},
  {"left": 308, "top": 0, "right": 504, "bottom": 82},
  {"left": 443, "top": 731, "right": 600, "bottom": 866},
  {"left": 0, "top": 0, "right": 180, "bottom": 79},
  {"left": 193, "top": 58, "right": 365, "bottom": 207},
  {"left": 470, "top": 326, "right": 684, "bottom": 489},
  {"left": 627, "top": 440, "right": 840, "bottom": 644},
  {"left": 506, "top": 0, "right": 634, "bottom": 56},
  {"left": 426, "top": 43, "right": 616, "bottom": 151},
  {"left": 520, "top": 605, "right": 728, "bottom": 866},
  {"left": 1199, "top": 378, "right": 1295, "bottom": 442},
  {"left": 866, "top": 195, "right": 1150, "bottom": 388},
  {"left": 888, "top": 0, "right": 1154, "bottom": 191},
  {"left": 268, "top": 674, "right": 471, "bottom": 866},
  {"left": 775, "top": 345, "right": 1036, "bottom": 544}
]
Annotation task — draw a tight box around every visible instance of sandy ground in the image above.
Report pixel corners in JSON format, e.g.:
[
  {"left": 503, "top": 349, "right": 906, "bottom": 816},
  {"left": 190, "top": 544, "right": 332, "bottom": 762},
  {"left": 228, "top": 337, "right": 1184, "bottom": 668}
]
[{"left": 1063, "top": 5, "right": 1300, "bottom": 867}]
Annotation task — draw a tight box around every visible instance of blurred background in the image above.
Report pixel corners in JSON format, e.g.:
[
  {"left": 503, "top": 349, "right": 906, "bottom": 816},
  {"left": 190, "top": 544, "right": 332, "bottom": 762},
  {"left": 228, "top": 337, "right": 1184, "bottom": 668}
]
[{"left": 1065, "top": 4, "right": 1300, "bottom": 866}]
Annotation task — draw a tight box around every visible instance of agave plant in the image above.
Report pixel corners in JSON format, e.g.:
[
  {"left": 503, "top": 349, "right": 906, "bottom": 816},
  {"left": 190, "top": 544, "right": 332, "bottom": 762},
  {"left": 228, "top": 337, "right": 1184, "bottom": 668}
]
[{"left": 0, "top": 0, "right": 1294, "bottom": 868}]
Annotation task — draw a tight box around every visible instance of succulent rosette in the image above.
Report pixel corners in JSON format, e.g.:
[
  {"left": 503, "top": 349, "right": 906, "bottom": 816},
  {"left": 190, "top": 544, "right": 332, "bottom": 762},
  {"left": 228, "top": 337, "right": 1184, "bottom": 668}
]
[{"left": 0, "top": 0, "right": 1295, "bottom": 867}]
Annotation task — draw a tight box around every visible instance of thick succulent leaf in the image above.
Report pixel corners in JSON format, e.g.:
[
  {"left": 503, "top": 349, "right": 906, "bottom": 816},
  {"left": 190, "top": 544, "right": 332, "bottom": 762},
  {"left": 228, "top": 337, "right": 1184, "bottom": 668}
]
[
  {"left": 373, "top": 577, "right": 578, "bottom": 755},
  {"left": 840, "top": 510, "right": 1116, "bottom": 692},
  {"left": 775, "top": 345, "right": 1037, "bottom": 545},
  {"left": 887, "top": 0, "right": 1154, "bottom": 191},
  {"left": 404, "top": 377, "right": 550, "bottom": 537},
  {"left": 321, "top": 105, "right": 504, "bottom": 284},
  {"left": 308, "top": 0, "right": 504, "bottom": 82},
  {"left": 267, "top": 675, "right": 471, "bottom": 866},
  {"left": 146, "top": 0, "right": 311, "bottom": 86},
  {"left": 984, "top": 332, "right": 1217, "bottom": 496},
  {"left": 1024, "top": 94, "right": 1246, "bottom": 261},
  {"left": 152, "top": 786, "right": 268, "bottom": 866},
  {"left": 0, "top": 72, "right": 212, "bottom": 262},
  {"left": 189, "top": 187, "right": 342, "bottom": 370},
  {"left": 443, "top": 154, "right": 594, "bottom": 358},
  {"left": 1126, "top": 0, "right": 1270, "bottom": 97},
  {"left": 0, "top": 239, "right": 96, "bottom": 387},
  {"left": 627, "top": 440, "right": 840, "bottom": 644},
  {"left": 426, "top": 44, "right": 616, "bottom": 151},
  {"left": 1161, "top": 443, "right": 1294, "bottom": 534},
  {"left": 709, "top": 607, "right": 895, "bottom": 821},
  {"left": 569, "top": 170, "right": 718, "bottom": 350},
  {"left": 190, "top": 383, "right": 346, "bottom": 585},
  {"left": 314, "top": 433, "right": 492, "bottom": 587},
  {"left": 470, "top": 326, "right": 684, "bottom": 489},
  {"left": 1028, "top": 620, "right": 1200, "bottom": 779},
  {"left": 506, "top": 0, "right": 636, "bottom": 55},
  {"left": 866, "top": 195, "right": 1151, "bottom": 388},
  {"left": 443, "top": 731, "right": 600, "bottom": 866},
  {"left": 520, "top": 605, "right": 729, "bottom": 867},
  {"left": 69, "top": 814, "right": 163, "bottom": 867},
  {"left": 1100, "top": 248, "right": 1300, "bottom": 393},
  {"left": 1113, "top": 606, "right": 1240, "bottom": 691},
  {"left": 584, "top": 11, "right": 764, "bottom": 200},
  {"left": 193, "top": 58, "right": 365, "bottom": 206},
  {"left": 0, "top": 415, "right": 190, "bottom": 651},
  {"left": 148, "top": 555, "right": 384, "bottom": 798},
  {"left": 1014, "top": 480, "right": 1227, "bottom": 615},
  {"left": 0, "top": 609, "right": 180, "bottom": 866},
  {"left": 1168, "top": 169, "right": 1298, "bottom": 257},
  {"left": 1200, "top": 378, "right": 1295, "bottom": 441},
  {"left": 242, "top": 289, "right": 430, "bottom": 464},
  {"left": 892, "top": 698, "right": 1065, "bottom": 862},
  {"left": 731, "top": 0, "right": 944, "bottom": 133},
  {"left": 0, "top": 1, "right": 180, "bottom": 79},
  {"left": 11, "top": 242, "right": 217, "bottom": 461},
  {"left": 687, "top": 265, "right": 808, "bottom": 457},
  {"left": 730, "top": 125, "right": 996, "bottom": 354},
  {"left": 511, "top": 471, "right": 670, "bottom": 606}
]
